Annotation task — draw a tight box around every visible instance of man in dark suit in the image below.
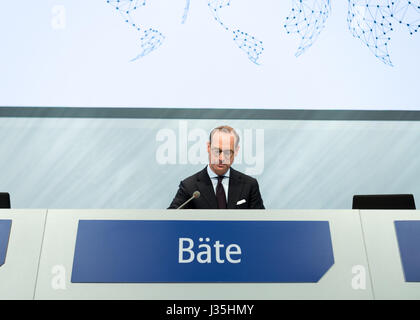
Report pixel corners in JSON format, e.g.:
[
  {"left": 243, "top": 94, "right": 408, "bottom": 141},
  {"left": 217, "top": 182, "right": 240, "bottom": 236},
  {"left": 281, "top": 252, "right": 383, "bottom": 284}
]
[{"left": 168, "top": 126, "right": 265, "bottom": 209}]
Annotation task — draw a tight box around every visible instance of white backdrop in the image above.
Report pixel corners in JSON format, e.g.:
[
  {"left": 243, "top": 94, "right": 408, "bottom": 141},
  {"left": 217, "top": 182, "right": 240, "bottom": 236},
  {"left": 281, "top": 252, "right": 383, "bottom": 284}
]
[{"left": 0, "top": 0, "right": 419, "bottom": 109}]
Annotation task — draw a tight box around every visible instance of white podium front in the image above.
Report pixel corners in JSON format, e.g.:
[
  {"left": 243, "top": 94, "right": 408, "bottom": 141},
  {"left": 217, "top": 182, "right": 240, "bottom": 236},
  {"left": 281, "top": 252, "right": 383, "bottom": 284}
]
[
  {"left": 37, "top": 210, "right": 371, "bottom": 299},
  {"left": 1, "top": 209, "right": 419, "bottom": 300},
  {"left": 360, "top": 210, "right": 420, "bottom": 299},
  {"left": 0, "top": 209, "right": 46, "bottom": 299}
]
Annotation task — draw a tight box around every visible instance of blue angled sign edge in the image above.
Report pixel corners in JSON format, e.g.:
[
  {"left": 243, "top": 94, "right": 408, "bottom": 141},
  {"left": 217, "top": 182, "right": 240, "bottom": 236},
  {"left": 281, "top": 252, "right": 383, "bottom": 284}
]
[
  {"left": 394, "top": 220, "right": 420, "bottom": 282},
  {"left": 0, "top": 220, "right": 12, "bottom": 268}
]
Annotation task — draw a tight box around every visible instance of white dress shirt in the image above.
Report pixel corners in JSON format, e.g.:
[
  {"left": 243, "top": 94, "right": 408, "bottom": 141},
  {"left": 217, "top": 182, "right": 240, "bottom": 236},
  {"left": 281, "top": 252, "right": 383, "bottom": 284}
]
[{"left": 207, "top": 165, "right": 230, "bottom": 202}]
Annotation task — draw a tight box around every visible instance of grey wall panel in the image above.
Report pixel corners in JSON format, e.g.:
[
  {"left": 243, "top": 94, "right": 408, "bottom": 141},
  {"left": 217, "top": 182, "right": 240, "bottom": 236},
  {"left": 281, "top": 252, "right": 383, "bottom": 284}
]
[{"left": 0, "top": 118, "right": 419, "bottom": 209}]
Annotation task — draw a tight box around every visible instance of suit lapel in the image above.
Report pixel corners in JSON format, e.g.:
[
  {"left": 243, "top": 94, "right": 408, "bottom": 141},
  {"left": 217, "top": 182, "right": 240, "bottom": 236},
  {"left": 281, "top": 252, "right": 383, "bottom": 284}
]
[
  {"left": 227, "top": 168, "right": 244, "bottom": 209},
  {"left": 196, "top": 167, "right": 218, "bottom": 209}
]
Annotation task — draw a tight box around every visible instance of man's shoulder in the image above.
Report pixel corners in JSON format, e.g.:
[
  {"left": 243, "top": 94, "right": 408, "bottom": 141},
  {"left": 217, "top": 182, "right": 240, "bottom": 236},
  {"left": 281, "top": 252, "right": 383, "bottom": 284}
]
[
  {"left": 230, "top": 168, "right": 259, "bottom": 185},
  {"left": 181, "top": 167, "right": 207, "bottom": 184},
  {"left": 180, "top": 167, "right": 260, "bottom": 185}
]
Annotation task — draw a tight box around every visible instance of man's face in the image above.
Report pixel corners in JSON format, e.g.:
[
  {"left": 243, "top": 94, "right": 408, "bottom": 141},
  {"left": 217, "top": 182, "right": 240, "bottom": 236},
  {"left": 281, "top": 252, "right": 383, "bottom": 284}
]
[{"left": 207, "top": 131, "right": 239, "bottom": 176}]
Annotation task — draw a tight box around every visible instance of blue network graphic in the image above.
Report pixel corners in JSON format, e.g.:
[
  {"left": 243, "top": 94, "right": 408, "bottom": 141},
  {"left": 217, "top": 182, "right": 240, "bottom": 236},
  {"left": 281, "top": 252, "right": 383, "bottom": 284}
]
[
  {"left": 106, "top": 0, "right": 165, "bottom": 61},
  {"left": 285, "top": 0, "right": 420, "bottom": 66},
  {"left": 106, "top": 1, "right": 419, "bottom": 66},
  {"left": 206, "top": 0, "right": 264, "bottom": 64},
  {"left": 284, "top": 0, "right": 331, "bottom": 57},
  {"left": 347, "top": 0, "right": 420, "bottom": 66},
  {"left": 107, "top": 0, "right": 264, "bottom": 64}
]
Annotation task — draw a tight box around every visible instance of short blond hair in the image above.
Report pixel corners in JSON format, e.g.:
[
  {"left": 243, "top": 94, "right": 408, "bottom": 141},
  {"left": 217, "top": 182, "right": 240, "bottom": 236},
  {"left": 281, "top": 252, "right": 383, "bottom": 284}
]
[{"left": 209, "top": 125, "right": 240, "bottom": 148}]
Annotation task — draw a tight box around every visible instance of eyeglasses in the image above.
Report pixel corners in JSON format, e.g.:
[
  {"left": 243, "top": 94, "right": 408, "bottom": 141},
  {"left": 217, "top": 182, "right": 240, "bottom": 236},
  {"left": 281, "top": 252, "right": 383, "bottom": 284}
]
[{"left": 211, "top": 148, "right": 234, "bottom": 158}]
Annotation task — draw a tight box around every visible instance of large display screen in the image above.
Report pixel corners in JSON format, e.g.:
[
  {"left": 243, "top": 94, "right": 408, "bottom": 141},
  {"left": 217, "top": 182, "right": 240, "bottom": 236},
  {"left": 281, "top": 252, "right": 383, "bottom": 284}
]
[{"left": 1, "top": 0, "right": 419, "bottom": 110}]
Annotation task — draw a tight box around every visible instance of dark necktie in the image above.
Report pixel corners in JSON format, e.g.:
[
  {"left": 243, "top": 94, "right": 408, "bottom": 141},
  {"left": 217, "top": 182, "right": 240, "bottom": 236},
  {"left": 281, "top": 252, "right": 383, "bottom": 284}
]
[{"left": 216, "top": 175, "right": 227, "bottom": 209}]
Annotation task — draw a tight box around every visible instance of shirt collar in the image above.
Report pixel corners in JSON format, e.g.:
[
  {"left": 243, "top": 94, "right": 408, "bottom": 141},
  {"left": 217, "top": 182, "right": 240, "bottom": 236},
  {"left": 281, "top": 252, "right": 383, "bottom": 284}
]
[{"left": 207, "top": 165, "right": 230, "bottom": 179}]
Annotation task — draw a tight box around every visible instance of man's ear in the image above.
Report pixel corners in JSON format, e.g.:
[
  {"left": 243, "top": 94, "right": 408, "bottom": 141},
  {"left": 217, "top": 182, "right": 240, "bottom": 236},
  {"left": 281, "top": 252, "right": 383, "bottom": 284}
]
[
  {"left": 207, "top": 141, "right": 211, "bottom": 153},
  {"left": 234, "top": 145, "right": 240, "bottom": 156}
]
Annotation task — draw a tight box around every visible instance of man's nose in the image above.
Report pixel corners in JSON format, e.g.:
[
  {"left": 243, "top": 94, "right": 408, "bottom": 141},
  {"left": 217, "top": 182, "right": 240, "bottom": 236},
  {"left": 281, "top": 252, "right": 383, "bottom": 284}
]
[{"left": 220, "top": 153, "right": 230, "bottom": 164}]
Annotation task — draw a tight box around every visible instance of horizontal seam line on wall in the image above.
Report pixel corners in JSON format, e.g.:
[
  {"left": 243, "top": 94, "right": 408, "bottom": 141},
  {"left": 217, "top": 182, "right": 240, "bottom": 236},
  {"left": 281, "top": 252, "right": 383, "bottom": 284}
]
[{"left": 0, "top": 107, "right": 419, "bottom": 121}]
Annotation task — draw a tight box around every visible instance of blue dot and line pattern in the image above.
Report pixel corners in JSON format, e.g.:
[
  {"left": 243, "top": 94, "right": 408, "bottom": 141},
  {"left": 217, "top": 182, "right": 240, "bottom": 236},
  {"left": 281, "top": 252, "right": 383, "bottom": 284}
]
[
  {"left": 347, "top": 0, "right": 420, "bottom": 66},
  {"left": 284, "top": 0, "right": 331, "bottom": 57},
  {"left": 285, "top": 0, "right": 420, "bottom": 66},
  {"left": 106, "top": 0, "right": 419, "bottom": 66},
  {"left": 207, "top": 0, "right": 265, "bottom": 65},
  {"left": 106, "top": 0, "right": 165, "bottom": 61}
]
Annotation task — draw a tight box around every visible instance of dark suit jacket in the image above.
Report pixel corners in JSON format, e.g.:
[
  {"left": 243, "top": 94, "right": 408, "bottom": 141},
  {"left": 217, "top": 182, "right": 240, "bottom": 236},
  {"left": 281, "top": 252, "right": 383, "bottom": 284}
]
[{"left": 168, "top": 167, "right": 265, "bottom": 209}]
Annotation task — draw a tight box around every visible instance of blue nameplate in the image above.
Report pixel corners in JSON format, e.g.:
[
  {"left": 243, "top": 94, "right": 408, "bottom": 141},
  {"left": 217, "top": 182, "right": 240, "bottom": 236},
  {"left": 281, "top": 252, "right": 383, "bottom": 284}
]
[
  {"left": 394, "top": 221, "right": 420, "bottom": 282},
  {"left": 0, "top": 220, "right": 12, "bottom": 267},
  {"left": 71, "top": 220, "right": 334, "bottom": 283}
]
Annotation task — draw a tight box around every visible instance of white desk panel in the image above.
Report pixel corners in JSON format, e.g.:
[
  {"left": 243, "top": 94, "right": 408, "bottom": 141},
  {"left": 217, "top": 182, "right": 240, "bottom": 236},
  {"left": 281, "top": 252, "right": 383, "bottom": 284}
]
[
  {"left": 34, "top": 210, "right": 373, "bottom": 300},
  {"left": 360, "top": 210, "right": 420, "bottom": 300},
  {"left": 0, "top": 210, "right": 47, "bottom": 299}
]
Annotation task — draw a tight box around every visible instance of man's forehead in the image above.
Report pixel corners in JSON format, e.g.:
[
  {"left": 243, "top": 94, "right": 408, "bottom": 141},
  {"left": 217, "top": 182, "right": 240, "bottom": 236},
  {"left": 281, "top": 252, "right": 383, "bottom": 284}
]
[{"left": 211, "top": 132, "right": 235, "bottom": 146}]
